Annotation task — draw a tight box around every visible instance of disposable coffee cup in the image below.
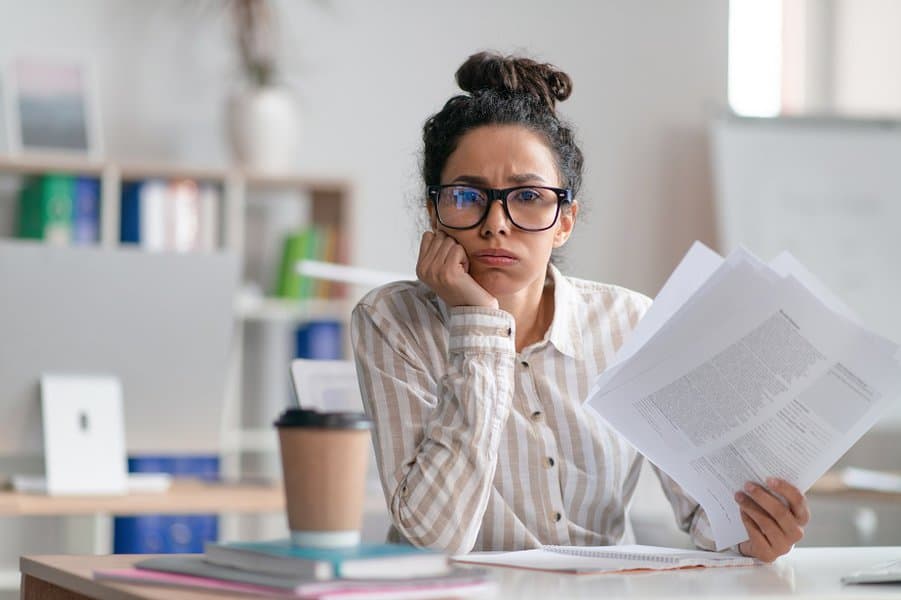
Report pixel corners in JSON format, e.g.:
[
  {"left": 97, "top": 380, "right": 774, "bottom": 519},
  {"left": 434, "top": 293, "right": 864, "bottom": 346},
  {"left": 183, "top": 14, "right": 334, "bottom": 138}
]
[{"left": 274, "top": 408, "right": 372, "bottom": 548}]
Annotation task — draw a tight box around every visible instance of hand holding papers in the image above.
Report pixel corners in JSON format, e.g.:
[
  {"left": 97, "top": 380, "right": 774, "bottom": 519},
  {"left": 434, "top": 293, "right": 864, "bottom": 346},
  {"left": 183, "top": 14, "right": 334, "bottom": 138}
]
[{"left": 588, "top": 242, "right": 901, "bottom": 550}]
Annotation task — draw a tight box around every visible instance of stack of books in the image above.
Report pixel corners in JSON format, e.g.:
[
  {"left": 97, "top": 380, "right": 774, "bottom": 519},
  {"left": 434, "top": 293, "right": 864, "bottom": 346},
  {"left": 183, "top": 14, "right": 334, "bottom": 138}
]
[
  {"left": 94, "top": 538, "right": 494, "bottom": 599},
  {"left": 275, "top": 224, "right": 346, "bottom": 300},
  {"left": 120, "top": 178, "right": 220, "bottom": 252},
  {"left": 18, "top": 174, "right": 100, "bottom": 245}
]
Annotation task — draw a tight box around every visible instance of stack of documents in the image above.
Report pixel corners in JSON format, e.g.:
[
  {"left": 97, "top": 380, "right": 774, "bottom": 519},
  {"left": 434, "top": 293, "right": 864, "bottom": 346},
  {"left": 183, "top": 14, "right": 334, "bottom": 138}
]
[{"left": 587, "top": 242, "right": 901, "bottom": 550}]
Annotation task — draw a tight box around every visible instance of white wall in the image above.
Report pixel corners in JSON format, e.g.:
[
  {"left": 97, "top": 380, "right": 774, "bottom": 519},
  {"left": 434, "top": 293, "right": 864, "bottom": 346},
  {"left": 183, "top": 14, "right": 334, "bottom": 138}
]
[
  {"left": 791, "top": 0, "right": 901, "bottom": 117},
  {"left": 832, "top": 0, "right": 901, "bottom": 115},
  {"left": 0, "top": 0, "right": 727, "bottom": 297}
]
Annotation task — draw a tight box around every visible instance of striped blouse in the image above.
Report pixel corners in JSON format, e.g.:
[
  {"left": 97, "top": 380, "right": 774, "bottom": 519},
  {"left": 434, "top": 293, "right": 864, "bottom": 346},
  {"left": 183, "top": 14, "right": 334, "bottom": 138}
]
[{"left": 350, "top": 264, "right": 716, "bottom": 554}]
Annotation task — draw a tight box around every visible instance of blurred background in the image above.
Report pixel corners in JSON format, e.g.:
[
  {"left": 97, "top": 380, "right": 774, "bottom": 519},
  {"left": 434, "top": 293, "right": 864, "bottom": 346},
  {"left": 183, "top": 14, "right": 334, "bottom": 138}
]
[{"left": 0, "top": 0, "right": 899, "bottom": 597}]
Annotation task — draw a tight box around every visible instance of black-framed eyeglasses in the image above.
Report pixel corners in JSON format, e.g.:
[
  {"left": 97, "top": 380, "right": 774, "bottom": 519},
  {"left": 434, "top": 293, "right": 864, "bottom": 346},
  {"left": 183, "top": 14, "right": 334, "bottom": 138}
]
[{"left": 427, "top": 184, "right": 572, "bottom": 231}]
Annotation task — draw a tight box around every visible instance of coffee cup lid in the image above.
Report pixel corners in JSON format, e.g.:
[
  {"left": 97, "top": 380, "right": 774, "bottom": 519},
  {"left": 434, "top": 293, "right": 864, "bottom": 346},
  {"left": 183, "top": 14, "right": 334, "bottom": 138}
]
[{"left": 274, "top": 408, "right": 372, "bottom": 430}]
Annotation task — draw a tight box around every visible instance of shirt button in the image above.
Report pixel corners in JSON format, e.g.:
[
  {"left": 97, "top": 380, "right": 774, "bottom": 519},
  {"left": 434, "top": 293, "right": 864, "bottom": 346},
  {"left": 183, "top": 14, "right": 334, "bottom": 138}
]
[
  {"left": 530, "top": 410, "right": 543, "bottom": 422},
  {"left": 553, "top": 512, "right": 562, "bottom": 522},
  {"left": 547, "top": 457, "right": 555, "bottom": 468},
  {"left": 506, "top": 327, "right": 512, "bottom": 336}
]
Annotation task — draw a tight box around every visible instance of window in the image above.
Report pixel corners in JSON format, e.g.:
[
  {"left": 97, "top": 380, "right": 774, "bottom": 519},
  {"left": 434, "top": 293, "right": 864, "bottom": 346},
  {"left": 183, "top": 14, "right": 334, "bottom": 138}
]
[{"left": 728, "top": 0, "right": 783, "bottom": 117}]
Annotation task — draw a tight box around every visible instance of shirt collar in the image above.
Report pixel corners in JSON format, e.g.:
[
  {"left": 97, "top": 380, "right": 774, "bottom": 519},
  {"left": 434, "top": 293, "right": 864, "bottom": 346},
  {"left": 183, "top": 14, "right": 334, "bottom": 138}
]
[
  {"left": 426, "top": 264, "right": 583, "bottom": 360},
  {"left": 546, "top": 263, "right": 583, "bottom": 360}
]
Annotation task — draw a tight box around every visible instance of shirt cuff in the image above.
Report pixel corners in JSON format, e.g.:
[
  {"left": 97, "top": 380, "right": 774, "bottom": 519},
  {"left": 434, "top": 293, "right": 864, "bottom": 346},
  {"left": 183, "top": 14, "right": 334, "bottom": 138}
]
[{"left": 447, "top": 307, "right": 516, "bottom": 355}]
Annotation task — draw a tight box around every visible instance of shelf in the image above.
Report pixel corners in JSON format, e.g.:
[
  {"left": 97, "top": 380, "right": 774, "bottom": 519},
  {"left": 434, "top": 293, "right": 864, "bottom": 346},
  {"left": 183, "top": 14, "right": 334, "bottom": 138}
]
[
  {"left": 0, "top": 479, "right": 286, "bottom": 516},
  {"left": 118, "top": 161, "right": 232, "bottom": 182},
  {"left": 243, "top": 170, "right": 352, "bottom": 194},
  {"left": 0, "top": 154, "right": 106, "bottom": 176},
  {"left": 0, "top": 154, "right": 355, "bottom": 515},
  {"left": 234, "top": 293, "right": 352, "bottom": 323},
  {"left": 809, "top": 470, "right": 901, "bottom": 502},
  {"left": 0, "top": 154, "right": 350, "bottom": 195}
]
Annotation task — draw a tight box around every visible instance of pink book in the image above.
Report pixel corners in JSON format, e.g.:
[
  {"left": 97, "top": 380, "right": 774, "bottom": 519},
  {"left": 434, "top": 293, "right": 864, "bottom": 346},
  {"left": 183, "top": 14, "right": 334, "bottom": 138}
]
[{"left": 94, "top": 567, "right": 494, "bottom": 599}]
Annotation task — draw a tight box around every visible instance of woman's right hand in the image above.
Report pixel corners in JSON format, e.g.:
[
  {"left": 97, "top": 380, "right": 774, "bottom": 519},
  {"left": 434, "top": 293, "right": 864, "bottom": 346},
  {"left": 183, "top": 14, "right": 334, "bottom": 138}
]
[{"left": 416, "top": 231, "right": 498, "bottom": 310}]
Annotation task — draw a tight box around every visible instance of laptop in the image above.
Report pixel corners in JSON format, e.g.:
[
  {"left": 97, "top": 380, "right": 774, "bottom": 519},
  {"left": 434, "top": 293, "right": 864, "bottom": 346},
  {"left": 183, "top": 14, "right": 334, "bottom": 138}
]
[
  {"left": 10, "top": 374, "right": 171, "bottom": 495},
  {"left": 843, "top": 559, "right": 901, "bottom": 585}
]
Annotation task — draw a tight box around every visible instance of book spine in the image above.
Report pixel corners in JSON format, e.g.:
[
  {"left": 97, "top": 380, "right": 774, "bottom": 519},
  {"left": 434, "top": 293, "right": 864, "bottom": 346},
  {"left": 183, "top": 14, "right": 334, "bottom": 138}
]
[
  {"left": 331, "top": 227, "right": 349, "bottom": 299},
  {"left": 17, "top": 177, "right": 39, "bottom": 239},
  {"left": 317, "top": 226, "right": 336, "bottom": 299},
  {"left": 198, "top": 184, "right": 220, "bottom": 252},
  {"left": 140, "top": 180, "right": 169, "bottom": 251},
  {"left": 300, "top": 226, "right": 321, "bottom": 300},
  {"left": 169, "top": 179, "right": 202, "bottom": 252},
  {"left": 276, "top": 230, "right": 307, "bottom": 299},
  {"left": 120, "top": 181, "right": 143, "bottom": 244},
  {"left": 295, "top": 320, "right": 343, "bottom": 360},
  {"left": 72, "top": 177, "right": 101, "bottom": 245},
  {"left": 21, "top": 174, "right": 74, "bottom": 244}
]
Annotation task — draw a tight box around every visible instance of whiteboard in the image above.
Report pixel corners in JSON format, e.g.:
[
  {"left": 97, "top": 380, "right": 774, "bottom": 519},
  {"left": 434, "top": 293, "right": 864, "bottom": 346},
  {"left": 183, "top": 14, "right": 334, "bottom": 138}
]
[
  {"left": 711, "top": 116, "right": 901, "bottom": 426},
  {"left": 712, "top": 116, "right": 901, "bottom": 343}
]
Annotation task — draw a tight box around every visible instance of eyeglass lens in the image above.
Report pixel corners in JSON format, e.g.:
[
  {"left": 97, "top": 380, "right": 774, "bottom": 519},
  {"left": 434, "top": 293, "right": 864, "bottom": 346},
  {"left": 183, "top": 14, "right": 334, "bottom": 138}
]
[{"left": 436, "top": 186, "right": 560, "bottom": 230}]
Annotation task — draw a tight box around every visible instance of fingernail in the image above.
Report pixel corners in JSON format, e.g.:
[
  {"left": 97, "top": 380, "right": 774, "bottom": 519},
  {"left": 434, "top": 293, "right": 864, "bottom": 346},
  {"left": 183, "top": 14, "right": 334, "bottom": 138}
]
[
  {"left": 745, "top": 482, "right": 756, "bottom": 493},
  {"left": 735, "top": 492, "right": 745, "bottom": 503},
  {"left": 767, "top": 477, "right": 778, "bottom": 487}
]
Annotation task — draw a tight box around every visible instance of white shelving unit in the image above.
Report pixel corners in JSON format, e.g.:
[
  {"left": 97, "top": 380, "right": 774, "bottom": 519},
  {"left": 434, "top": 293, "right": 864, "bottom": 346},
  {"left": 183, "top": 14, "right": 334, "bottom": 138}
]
[{"left": 0, "top": 154, "right": 355, "bottom": 482}]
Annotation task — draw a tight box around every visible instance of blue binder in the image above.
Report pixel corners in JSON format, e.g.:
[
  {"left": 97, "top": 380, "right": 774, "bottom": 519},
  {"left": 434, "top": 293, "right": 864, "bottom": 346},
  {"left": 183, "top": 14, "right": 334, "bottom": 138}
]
[
  {"left": 295, "top": 320, "right": 343, "bottom": 360},
  {"left": 113, "top": 455, "right": 219, "bottom": 553},
  {"left": 119, "top": 181, "right": 143, "bottom": 244},
  {"left": 295, "top": 321, "right": 343, "bottom": 360},
  {"left": 72, "top": 177, "right": 100, "bottom": 245}
]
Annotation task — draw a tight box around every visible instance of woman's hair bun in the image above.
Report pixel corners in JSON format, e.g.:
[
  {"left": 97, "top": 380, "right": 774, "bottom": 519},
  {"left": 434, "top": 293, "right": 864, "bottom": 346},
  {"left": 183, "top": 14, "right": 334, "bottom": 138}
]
[{"left": 455, "top": 51, "right": 573, "bottom": 111}]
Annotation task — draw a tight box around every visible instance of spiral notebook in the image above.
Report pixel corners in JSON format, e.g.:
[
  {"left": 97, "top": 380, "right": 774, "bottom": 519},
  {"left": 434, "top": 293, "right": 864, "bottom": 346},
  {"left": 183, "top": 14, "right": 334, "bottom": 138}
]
[{"left": 453, "top": 544, "right": 757, "bottom": 575}]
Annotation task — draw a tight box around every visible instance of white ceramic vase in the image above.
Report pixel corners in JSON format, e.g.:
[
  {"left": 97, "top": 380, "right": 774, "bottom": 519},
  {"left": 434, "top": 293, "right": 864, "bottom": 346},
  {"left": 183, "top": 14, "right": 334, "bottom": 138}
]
[{"left": 227, "top": 86, "right": 301, "bottom": 173}]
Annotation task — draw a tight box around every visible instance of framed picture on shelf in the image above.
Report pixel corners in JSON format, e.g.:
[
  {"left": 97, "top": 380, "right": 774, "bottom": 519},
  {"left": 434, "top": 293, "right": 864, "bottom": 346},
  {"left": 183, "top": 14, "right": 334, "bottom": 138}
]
[{"left": 3, "top": 55, "right": 103, "bottom": 157}]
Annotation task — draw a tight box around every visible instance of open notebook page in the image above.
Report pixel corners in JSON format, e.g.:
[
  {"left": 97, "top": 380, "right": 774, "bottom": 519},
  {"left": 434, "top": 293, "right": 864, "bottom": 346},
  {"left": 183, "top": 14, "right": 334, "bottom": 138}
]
[{"left": 453, "top": 544, "right": 757, "bottom": 575}]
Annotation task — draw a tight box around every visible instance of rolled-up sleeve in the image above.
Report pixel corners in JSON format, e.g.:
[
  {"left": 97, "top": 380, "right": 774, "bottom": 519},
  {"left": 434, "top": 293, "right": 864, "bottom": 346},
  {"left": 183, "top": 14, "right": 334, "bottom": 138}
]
[
  {"left": 653, "top": 466, "right": 719, "bottom": 550},
  {"left": 351, "top": 301, "right": 516, "bottom": 554}
]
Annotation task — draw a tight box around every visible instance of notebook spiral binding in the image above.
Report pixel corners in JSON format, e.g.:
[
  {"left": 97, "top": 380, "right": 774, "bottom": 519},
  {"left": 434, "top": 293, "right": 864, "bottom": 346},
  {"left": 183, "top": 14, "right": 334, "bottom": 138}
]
[{"left": 542, "top": 546, "right": 681, "bottom": 564}]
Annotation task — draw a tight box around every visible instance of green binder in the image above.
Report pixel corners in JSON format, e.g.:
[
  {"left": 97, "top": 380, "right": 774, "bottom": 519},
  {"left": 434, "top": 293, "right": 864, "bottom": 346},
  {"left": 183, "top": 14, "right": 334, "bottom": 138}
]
[{"left": 18, "top": 174, "right": 75, "bottom": 243}]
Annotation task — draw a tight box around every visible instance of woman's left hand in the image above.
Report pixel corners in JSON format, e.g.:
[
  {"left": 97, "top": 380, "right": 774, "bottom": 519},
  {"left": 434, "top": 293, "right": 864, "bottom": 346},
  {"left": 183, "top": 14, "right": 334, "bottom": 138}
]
[{"left": 735, "top": 478, "right": 810, "bottom": 563}]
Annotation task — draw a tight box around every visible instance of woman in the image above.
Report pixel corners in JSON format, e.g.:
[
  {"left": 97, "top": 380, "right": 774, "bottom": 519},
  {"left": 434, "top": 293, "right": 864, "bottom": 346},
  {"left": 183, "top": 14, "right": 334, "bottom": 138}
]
[{"left": 351, "top": 52, "right": 809, "bottom": 561}]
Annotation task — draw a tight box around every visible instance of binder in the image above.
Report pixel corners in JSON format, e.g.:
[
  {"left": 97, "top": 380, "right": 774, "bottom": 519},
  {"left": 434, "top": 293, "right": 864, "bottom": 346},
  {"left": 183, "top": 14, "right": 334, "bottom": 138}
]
[{"left": 113, "top": 455, "right": 219, "bottom": 554}]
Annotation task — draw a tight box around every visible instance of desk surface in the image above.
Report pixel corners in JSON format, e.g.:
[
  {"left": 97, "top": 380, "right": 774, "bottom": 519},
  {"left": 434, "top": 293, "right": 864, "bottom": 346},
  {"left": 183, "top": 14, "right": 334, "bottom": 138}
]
[
  {"left": 809, "top": 472, "right": 901, "bottom": 503},
  {"left": 0, "top": 470, "right": 887, "bottom": 517},
  {"left": 19, "top": 547, "right": 901, "bottom": 599}
]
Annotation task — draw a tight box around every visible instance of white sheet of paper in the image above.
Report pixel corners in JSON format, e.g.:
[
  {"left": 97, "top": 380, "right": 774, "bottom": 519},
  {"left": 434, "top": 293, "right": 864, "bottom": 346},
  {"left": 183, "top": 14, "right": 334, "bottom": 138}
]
[
  {"left": 588, "top": 247, "right": 901, "bottom": 549},
  {"left": 768, "top": 251, "right": 861, "bottom": 325},
  {"left": 596, "top": 249, "right": 780, "bottom": 401},
  {"left": 613, "top": 242, "right": 724, "bottom": 366}
]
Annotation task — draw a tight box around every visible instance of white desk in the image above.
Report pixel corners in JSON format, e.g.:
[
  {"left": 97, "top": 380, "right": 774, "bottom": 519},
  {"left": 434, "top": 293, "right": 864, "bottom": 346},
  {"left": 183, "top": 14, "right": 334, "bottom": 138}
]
[
  {"left": 18, "top": 546, "right": 901, "bottom": 599},
  {"left": 476, "top": 546, "right": 901, "bottom": 598}
]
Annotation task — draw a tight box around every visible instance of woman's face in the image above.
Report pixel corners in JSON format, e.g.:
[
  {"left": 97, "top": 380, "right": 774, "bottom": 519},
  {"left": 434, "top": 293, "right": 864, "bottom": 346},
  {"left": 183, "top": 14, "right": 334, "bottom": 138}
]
[{"left": 431, "top": 124, "right": 577, "bottom": 299}]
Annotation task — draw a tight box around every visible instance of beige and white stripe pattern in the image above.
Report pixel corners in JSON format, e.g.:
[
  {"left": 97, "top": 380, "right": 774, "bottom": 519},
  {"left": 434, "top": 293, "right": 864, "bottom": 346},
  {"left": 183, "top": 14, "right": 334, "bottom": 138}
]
[{"left": 351, "top": 264, "right": 716, "bottom": 555}]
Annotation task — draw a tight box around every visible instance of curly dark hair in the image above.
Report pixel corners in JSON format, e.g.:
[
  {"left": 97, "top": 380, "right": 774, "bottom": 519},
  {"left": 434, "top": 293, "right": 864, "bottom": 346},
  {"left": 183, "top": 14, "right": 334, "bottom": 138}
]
[{"left": 421, "top": 51, "right": 584, "bottom": 200}]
